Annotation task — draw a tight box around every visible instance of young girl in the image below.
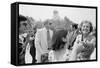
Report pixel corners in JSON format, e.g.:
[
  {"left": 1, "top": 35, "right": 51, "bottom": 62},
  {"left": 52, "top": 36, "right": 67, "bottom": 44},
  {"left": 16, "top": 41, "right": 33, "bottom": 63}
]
[
  {"left": 48, "top": 30, "right": 70, "bottom": 62},
  {"left": 69, "top": 21, "right": 96, "bottom": 61}
]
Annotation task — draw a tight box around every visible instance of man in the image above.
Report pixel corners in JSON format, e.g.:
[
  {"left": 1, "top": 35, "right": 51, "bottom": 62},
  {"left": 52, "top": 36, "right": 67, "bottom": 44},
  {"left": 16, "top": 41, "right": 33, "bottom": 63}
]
[
  {"left": 35, "top": 20, "right": 53, "bottom": 63},
  {"left": 18, "top": 15, "right": 28, "bottom": 64},
  {"left": 66, "top": 24, "right": 79, "bottom": 50}
]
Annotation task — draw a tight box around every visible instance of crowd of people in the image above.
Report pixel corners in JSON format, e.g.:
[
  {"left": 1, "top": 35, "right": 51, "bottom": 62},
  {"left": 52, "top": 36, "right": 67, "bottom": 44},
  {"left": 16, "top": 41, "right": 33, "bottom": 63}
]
[{"left": 18, "top": 14, "right": 96, "bottom": 64}]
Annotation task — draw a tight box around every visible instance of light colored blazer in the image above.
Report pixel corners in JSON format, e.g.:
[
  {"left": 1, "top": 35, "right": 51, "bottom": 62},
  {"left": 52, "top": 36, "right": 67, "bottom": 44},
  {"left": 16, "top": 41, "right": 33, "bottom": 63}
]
[{"left": 35, "top": 27, "right": 53, "bottom": 62}]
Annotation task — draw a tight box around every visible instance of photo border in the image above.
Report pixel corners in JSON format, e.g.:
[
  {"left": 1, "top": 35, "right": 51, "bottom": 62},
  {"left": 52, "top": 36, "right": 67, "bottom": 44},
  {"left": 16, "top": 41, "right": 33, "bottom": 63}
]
[{"left": 14, "top": 2, "right": 98, "bottom": 66}]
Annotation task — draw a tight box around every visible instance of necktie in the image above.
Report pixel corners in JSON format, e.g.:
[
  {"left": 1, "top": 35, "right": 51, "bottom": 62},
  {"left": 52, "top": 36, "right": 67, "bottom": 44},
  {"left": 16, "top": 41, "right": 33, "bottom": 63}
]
[{"left": 47, "top": 30, "right": 51, "bottom": 50}]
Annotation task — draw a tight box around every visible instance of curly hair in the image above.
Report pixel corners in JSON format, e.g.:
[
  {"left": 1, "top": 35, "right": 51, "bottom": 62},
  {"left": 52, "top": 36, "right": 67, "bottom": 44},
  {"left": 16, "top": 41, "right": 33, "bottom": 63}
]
[
  {"left": 79, "top": 20, "right": 93, "bottom": 33},
  {"left": 52, "top": 30, "right": 68, "bottom": 51}
]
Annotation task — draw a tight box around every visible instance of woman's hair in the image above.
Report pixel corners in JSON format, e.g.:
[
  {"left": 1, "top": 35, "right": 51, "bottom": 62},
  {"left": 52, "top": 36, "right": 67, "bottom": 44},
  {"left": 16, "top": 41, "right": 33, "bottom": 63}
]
[
  {"left": 18, "top": 15, "right": 27, "bottom": 28},
  {"left": 79, "top": 20, "right": 93, "bottom": 33},
  {"left": 52, "top": 30, "right": 68, "bottom": 51}
]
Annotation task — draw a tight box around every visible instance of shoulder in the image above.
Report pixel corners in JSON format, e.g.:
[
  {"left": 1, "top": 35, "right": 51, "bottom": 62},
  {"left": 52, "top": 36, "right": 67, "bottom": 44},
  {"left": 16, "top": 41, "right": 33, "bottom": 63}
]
[
  {"left": 38, "top": 27, "right": 47, "bottom": 32},
  {"left": 86, "top": 35, "right": 96, "bottom": 45},
  {"left": 36, "top": 28, "right": 45, "bottom": 34},
  {"left": 37, "top": 28, "right": 43, "bottom": 32},
  {"left": 87, "top": 34, "right": 96, "bottom": 41}
]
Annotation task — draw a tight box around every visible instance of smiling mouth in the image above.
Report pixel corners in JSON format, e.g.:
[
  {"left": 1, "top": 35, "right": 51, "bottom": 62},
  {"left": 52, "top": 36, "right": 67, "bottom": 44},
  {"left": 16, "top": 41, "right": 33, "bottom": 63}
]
[{"left": 82, "top": 29, "right": 89, "bottom": 32}]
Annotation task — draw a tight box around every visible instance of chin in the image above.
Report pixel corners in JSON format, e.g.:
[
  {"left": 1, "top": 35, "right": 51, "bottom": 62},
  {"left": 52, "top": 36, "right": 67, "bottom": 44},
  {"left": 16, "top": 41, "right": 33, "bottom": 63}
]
[{"left": 82, "top": 32, "right": 89, "bottom": 35}]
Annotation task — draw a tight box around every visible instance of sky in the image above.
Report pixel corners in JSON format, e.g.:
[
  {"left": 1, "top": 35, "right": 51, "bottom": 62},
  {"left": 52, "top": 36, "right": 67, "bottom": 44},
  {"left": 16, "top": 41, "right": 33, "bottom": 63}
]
[{"left": 19, "top": 4, "right": 96, "bottom": 27}]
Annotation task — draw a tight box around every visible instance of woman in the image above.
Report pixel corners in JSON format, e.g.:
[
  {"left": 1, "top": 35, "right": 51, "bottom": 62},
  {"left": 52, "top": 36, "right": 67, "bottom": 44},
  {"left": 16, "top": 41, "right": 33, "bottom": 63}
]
[
  {"left": 69, "top": 21, "right": 96, "bottom": 61},
  {"left": 48, "top": 30, "right": 70, "bottom": 62}
]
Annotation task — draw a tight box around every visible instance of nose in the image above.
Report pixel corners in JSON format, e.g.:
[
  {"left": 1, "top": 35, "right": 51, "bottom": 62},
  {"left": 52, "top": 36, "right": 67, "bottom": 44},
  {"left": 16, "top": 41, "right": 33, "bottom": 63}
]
[{"left": 84, "top": 26, "right": 88, "bottom": 29}]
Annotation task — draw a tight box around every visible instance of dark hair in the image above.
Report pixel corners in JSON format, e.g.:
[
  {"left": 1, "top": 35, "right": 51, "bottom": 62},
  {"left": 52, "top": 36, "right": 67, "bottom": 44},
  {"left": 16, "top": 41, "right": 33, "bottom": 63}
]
[
  {"left": 18, "top": 15, "right": 27, "bottom": 28},
  {"left": 72, "top": 24, "right": 78, "bottom": 29},
  {"left": 52, "top": 30, "right": 67, "bottom": 51},
  {"left": 80, "top": 20, "right": 93, "bottom": 33}
]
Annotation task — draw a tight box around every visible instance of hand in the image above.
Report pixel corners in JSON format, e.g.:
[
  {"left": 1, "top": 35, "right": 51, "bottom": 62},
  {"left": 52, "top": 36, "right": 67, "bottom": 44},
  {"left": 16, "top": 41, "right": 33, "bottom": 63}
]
[{"left": 73, "top": 42, "right": 84, "bottom": 54}]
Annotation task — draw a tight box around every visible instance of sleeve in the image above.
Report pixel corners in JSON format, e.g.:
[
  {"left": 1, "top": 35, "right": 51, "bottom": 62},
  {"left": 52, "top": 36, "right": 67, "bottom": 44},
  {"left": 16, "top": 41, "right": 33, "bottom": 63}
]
[
  {"left": 86, "top": 36, "right": 96, "bottom": 47},
  {"left": 82, "top": 36, "right": 96, "bottom": 55},
  {"left": 34, "top": 30, "right": 43, "bottom": 54}
]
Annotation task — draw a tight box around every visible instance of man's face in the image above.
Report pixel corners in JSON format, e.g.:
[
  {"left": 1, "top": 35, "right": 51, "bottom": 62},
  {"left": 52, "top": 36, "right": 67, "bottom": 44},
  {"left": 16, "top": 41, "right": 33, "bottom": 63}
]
[
  {"left": 45, "top": 22, "right": 52, "bottom": 30},
  {"left": 19, "top": 21, "right": 28, "bottom": 33}
]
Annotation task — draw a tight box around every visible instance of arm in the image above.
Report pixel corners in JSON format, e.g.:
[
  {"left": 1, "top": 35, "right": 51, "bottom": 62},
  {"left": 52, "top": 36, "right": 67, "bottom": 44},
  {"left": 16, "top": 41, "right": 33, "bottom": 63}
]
[
  {"left": 81, "top": 36, "right": 96, "bottom": 49},
  {"left": 81, "top": 36, "right": 96, "bottom": 54},
  {"left": 86, "top": 36, "right": 96, "bottom": 46}
]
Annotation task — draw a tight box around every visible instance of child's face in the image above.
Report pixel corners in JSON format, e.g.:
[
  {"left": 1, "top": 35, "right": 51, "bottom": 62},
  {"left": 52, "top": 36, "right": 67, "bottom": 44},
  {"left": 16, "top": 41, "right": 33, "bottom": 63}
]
[{"left": 81, "top": 23, "right": 90, "bottom": 35}]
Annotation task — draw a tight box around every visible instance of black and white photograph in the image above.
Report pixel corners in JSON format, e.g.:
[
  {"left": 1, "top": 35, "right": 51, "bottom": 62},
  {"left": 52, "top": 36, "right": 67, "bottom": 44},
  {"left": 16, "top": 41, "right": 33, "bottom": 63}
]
[{"left": 11, "top": 2, "right": 97, "bottom": 65}]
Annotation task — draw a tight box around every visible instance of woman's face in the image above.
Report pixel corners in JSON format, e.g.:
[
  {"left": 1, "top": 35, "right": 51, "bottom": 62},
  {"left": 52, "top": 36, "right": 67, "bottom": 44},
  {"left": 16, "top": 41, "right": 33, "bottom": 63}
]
[{"left": 81, "top": 23, "right": 90, "bottom": 35}]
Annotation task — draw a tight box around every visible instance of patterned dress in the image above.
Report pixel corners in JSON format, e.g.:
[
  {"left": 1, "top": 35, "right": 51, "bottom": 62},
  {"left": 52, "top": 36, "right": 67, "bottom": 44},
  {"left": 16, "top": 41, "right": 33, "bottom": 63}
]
[{"left": 69, "top": 34, "right": 95, "bottom": 61}]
